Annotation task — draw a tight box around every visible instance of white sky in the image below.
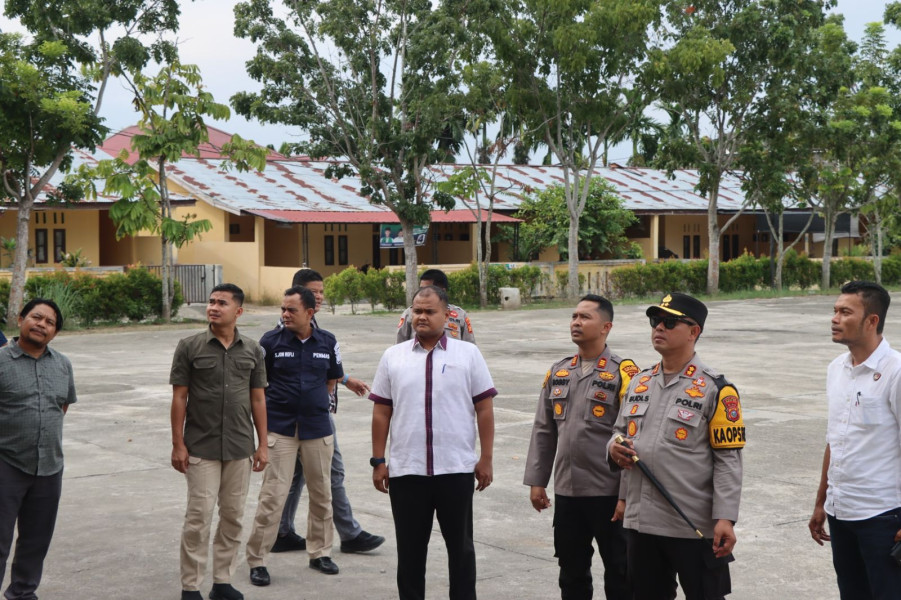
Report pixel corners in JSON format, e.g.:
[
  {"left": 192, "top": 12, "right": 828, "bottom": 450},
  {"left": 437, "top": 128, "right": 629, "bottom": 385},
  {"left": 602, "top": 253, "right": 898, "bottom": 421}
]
[{"left": 2, "top": 0, "right": 898, "bottom": 161}]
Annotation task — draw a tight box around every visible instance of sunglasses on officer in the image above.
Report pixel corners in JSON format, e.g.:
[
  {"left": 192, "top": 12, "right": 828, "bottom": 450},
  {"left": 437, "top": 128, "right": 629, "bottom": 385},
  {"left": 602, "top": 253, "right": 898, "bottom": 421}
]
[{"left": 649, "top": 314, "right": 697, "bottom": 329}]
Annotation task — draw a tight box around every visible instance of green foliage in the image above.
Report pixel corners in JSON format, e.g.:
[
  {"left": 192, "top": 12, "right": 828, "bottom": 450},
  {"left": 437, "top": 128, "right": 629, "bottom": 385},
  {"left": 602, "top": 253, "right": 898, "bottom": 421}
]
[
  {"left": 780, "top": 249, "right": 819, "bottom": 289},
  {"left": 362, "top": 268, "right": 407, "bottom": 311},
  {"left": 514, "top": 180, "right": 638, "bottom": 260},
  {"left": 17, "top": 268, "right": 182, "bottom": 326},
  {"left": 0, "top": 237, "right": 15, "bottom": 268},
  {"left": 332, "top": 267, "right": 366, "bottom": 314},
  {"left": 446, "top": 264, "right": 545, "bottom": 307},
  {"left": 610, "top": 260, "right": 708, "bottom": 298},
  {"left": 829, "top": 258, "right": 875, "bottom": 288},
  {"left": 718, "top": 252, "right": 767, "bottom": 293},
  {"left": 59, "top": 248, "right": 91, "bottom": 267}
]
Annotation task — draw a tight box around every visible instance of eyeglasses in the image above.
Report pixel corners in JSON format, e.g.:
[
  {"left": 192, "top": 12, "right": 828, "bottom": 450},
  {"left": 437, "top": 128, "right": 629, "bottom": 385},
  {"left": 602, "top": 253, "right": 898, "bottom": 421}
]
[{"left": 649, "top": 314, "right": 696, "bottom": 329}]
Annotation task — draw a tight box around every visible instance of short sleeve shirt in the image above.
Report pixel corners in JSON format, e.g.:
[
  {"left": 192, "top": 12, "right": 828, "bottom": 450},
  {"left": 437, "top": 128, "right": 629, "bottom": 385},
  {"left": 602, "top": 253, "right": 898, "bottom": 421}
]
[
  {"left": 369, "top": 335, "right": 496, "bottom": 477},
  {"left": 259, "top": 326, "right": 343, "bottom": 440},
  {"left": 0, "top": 340, "right": 77, "bottom": 476},
  {"left": 169, "top": 327, "right": 267, "bottom": 460}
]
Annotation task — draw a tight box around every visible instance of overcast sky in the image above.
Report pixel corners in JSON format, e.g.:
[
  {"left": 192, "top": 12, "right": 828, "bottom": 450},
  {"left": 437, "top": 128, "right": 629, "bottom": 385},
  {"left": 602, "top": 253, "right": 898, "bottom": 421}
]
[{"left": 2, "top": 0, "right": 899, "bottom": 162}]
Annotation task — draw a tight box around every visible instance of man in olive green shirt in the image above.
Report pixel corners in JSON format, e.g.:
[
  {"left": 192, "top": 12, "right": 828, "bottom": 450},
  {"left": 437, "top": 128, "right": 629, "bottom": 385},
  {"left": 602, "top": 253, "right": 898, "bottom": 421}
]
[{"left": 170, "top": 284, "right": 268, "bottom": 600}]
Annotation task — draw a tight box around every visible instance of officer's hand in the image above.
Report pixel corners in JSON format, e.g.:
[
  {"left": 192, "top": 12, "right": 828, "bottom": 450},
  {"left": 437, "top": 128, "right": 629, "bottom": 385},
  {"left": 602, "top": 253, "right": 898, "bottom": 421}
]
[
  {"left": 529, "top": 486, "right": 551, "bottom": 512},
  {"left": 373, "top": 463, "right": 389, "bottom": 494},
  {"left": 713, "top": 519, "right": 736, "bottom": 557},
  {"left": 808, "top": 506, "right": 830, "bottom": 545},
  {"left": 252, "top": 446, "right": 268, "bottom": 472},
  {"left": 609, "top": 438, "right": 635, "bottom": 470},
  {"left": 171, "top": 444, "right": 190, "bottom": 473},
  {"left": 612, "top": 499, "right": 625, "bottom": 522},
  {"left": 474, "top": 457, "right": 493, "bottom": 491},
  {"left": 345, "top": 377, "right": 370, "bottom": 397}
]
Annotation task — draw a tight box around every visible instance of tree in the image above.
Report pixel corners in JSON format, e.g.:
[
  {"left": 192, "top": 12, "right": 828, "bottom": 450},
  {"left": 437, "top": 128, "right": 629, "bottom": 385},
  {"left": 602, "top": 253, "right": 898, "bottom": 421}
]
[
  {"left": 0, "top": 34, "right": 106, "bottom": 323},
  {"left": 496, "top": 0, "right": 661, "bottom": 298},
  {"left": 651, "top": 0, "right": 828, "bottom": 294},
  {"left": 739, "top": 12, "right": 854, "bottom": 290},
  {"left": 71, "top": 61, "right": 268, "bottom": 321},
  {"left": 1, "top": 0, "right": 187, "bottom": 323},
  {"left": 512, "top": 180, "right": 639, "bottom": 262},
  {"left": 231, "top": 0, "right": 492, "bottom": 303}
]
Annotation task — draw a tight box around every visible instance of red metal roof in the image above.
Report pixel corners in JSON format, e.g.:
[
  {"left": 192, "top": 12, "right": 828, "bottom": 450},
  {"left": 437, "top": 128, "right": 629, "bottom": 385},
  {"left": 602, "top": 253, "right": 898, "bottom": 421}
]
[
  {"left": 244, "top": 209, "right": 520, "bottom": 224},
  {"left": 99, "top": 125, "right": 289, "bottom": 164}
]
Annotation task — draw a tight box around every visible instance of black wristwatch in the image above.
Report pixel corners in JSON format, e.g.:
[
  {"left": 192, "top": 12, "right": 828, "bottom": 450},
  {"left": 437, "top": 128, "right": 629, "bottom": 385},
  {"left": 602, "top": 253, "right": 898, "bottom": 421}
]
[{"left": 369, "top": 457, "right": 386, "bottom": 467}]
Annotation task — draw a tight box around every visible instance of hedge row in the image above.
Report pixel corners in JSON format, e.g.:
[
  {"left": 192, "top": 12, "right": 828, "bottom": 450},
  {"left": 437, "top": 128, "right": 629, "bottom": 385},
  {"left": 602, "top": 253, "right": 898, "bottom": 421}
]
[
  {"left": 610, "top": 250, "right": 901, "bottom": 297},
  {"left": 0, "top": 268, "right": 183, "bottom": 326},
  {"left": 322, "top": 264, "right": 544, "bottom": 310}
]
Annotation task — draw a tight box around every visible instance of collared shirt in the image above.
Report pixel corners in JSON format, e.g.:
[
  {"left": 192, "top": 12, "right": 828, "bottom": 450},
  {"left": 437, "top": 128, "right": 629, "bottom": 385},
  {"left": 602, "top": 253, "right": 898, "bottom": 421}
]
[
  {"left": 169, "top": 326, "right": 267, "bottom": 461},
  {"left": 0, "top": 339, "right": 77, "bottom": 476},
  {"left": 396, "top": 303, "right": 476, "bottom": 344},
  {"left": 369, "top": 334, "right": 497, "bottom": 477},
  {"left": 825, "top": 337, "right": 901, "bottom": 520},
  {"left": 524, "top": 347, "right": 638, "bottom": 497},
  {"left": 259, "top": 325, "right": 343, "bottom": 440}
]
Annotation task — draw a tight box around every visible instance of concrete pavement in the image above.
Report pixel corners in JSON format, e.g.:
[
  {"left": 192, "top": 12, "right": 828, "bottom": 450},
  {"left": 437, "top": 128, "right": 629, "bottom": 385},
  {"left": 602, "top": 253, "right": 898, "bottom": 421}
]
[{"left": 16, "top": 293, "right": 857, "bottom": 599}]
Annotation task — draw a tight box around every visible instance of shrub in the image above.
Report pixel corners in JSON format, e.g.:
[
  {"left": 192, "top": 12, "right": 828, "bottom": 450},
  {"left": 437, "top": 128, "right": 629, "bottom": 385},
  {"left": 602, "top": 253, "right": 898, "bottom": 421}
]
[
  {"left": 781, "top": 249, "right": 818, "bottom": 289},
  {"left": 720, "top": 252, "right": 767, "bottom": 293},
  {"left": 829, "top": 258, "right": 874, "bottom": 288}
]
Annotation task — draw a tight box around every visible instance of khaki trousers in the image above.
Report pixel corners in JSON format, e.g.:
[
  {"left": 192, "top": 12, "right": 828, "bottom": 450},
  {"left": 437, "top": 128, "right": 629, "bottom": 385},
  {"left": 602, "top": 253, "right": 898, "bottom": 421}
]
[
  {"left": 180, "top": 456, "right": 251, "bottom": 591},
  {"left": 246, "top": 432, "right": 334, "bottom": 565}
]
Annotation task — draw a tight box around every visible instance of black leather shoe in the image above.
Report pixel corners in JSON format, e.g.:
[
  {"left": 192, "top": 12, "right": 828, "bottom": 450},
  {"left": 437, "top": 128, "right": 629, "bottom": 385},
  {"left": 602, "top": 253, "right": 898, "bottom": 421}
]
[
  {"left": 249, "top": 566, "right": 270, "bottom": 587},
  {"left": 209, "top": 583, "right": 244, "bottom": 600},
  {"left": 270, "top": 531, "right": 306, "bottom": 553},
  {"left": 309, "top": 557, "right": 339, "bottom": 575},
  {"left": 181, "top": 592, "right": 203, "bottom": 600},
  {"left": 340, "top": 531, "right": 386, "bottom": 553}
]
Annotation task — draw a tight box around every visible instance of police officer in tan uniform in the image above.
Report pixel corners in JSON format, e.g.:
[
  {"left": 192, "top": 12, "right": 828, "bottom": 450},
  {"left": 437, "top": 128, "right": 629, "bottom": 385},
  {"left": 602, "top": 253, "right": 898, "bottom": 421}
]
[
  {"left": 524, "top": 295, "right": 639, "bottom": 600},
  {"left": 397, "top": 269, "right": 475, "bottom": 343},
  {"left": 608, "top": 293, "right": 745, "bottom": 600}
]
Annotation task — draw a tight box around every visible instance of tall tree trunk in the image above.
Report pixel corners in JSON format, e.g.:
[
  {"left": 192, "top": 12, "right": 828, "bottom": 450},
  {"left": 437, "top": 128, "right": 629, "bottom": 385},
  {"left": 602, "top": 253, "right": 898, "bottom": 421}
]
[
  {"left": 482, "top": 213, "right": 493, "bottom": 308},
  {"left": 774, "top": 213, "right": 785, "bottom": 291},
  {"left": 706, "top": 190, "right": 721, "bottom": 295},
  {"left": 159, "top": 159, "right": 173, "bottom": 322},
  {"left": 477, "top": 219, "right": 487, "bottom": 308},
  {"left": 402, "top": 219, "right": 418, "bottom": 305},
  {"left": 821, "top": 209, "right": 837, "bottom": 290},
  {"left": 6, "top": 196, "right": 33, "bottom": 324},
  {"left": 567, "top": 206, "right": 580, "bottom": 299},
  {"left": 872, "top": 211, "right": 883, "bottom": 285}
]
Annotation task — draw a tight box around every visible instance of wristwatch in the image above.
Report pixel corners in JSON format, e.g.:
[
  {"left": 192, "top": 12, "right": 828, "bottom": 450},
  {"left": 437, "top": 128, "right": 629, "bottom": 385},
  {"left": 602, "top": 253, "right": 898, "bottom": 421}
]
[{"left": 369, "top": 457, "right": 386, "bottom": 467}]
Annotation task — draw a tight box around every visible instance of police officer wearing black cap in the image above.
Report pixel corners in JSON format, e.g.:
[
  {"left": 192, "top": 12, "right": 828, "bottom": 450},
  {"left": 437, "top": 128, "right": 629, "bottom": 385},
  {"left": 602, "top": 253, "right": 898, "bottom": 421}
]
[{"left": 607, "top": 293, "right": 745, "bottom": 600}]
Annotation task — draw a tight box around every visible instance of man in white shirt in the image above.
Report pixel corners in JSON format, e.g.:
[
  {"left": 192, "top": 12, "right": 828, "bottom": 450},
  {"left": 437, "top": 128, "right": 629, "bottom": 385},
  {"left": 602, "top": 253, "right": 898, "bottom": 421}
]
[
  {"left": 370, "top": 285, "right": 496, "bottom": 600},
  {"left": 809, "top": 280, "right": 901, "bottom": 600}
]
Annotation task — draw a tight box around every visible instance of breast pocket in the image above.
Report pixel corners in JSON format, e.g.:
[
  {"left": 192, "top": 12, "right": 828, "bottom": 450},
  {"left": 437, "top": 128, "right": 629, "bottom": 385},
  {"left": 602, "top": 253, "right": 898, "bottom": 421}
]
[
  {"left": 550, "top": 384, "right": 570, "bottom": 421},
  {"left": 664, "top": 404, "right": 703, "bottom": 444},
  {"left": 585, "top": 388, "right": 613, "bottom": 424},
  {"left": 852, "top": 395, "right": 890, "bottom": 426},
  {"left": 623, "top": 402, "right": 648, "bottom": 438}
]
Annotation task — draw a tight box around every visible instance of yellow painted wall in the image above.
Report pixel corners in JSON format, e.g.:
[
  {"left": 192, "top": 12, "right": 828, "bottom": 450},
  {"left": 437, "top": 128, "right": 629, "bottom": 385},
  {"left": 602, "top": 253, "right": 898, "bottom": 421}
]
[
  {"left": 259, "top": 266, "right": 302, "bottom": 302},
  {"left": 179, "top": 241, "right": 260, "bottom": 297},
  {"left": 264, "top": 221, "right": 302, "bottom": 267}
]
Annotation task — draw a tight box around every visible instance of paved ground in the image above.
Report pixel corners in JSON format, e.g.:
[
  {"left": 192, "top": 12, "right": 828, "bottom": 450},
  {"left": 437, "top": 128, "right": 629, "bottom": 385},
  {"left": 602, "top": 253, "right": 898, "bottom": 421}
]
[{"left": 7, "top": 293, "right": 863, "bottom": 599}]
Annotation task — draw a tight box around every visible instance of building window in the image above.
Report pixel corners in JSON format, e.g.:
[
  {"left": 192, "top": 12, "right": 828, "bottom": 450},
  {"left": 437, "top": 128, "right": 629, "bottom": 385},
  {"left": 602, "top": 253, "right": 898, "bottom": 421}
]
[
  {"left": 324, "top": 235, "right": 335, "bottom": 265},
  {"left": 683, "top": 235, "right": 690, "bottom": 259},
  {"left": 338, "top": 235, "right": 348, "bottom": 265},
  {"left": 35, "top": 229, "right": 48, "bottom": 263},
  {"left": 693, "top": 235, "right": 701, "bottom": 259},
  {"left": 53, "top": 229, "right": 66, "bottom": 262}
]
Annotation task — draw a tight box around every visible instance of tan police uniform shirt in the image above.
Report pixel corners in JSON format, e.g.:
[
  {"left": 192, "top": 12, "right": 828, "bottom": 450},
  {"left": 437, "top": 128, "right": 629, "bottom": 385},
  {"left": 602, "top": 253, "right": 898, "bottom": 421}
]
[
  {"left": 524, "top": 347, "right": 639, "bottom": 496},
  {"left": 607, "top": 354, "right": 744, "bottom": 539},
  {"left": 396, "top": 303, "right": 475, "bottom": 344}
]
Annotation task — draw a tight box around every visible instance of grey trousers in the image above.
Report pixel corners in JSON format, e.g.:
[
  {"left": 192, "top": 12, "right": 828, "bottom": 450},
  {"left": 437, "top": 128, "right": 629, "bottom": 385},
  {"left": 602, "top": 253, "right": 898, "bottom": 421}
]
[{"left": 0, "top": 460, "right": 62, "bottom": 600}]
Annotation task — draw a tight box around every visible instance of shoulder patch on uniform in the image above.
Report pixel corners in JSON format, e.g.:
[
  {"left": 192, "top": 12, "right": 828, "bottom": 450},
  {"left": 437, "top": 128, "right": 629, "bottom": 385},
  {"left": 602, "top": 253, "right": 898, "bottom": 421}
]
[
  {"left": 570, "top": 356, "right": 578, "bottom": 367},
  {"left": 596, "top": 357, "right": 607, "bottom": 369},
  {"left": 465, "top": 316, "right": 473, "bottom": 334},
  {"left": 397, "top": 316, "right": 405, "bottom": 328},
  {"left": 709, "top": 384, "right": 746, "bottom": 449},
  {"left": 542, "top": 370, "right": 551, "bottom": 389}
]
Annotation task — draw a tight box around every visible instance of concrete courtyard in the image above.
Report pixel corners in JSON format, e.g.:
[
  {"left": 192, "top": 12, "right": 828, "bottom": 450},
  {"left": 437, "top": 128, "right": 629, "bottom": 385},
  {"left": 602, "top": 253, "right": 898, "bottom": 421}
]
[{"left": 10, "top": 292, "right": 865, "bottom": 599}]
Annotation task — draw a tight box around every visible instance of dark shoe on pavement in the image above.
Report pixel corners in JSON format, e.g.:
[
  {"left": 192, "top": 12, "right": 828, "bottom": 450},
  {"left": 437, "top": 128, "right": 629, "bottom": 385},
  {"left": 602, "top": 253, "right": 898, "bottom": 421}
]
[
  {"left": 181, "top": 592, "right": 203, "bottom": 600},
  {"left": 270, "top": 531, "right": 306, "bottom": 553},
  {"left": 309, "top": 557, "right": 339, "bottom": 575},
  {"left": 340, "top": 531, "right": 386, "bottom": 553},
  {"left": 250, "top": 566, "right": 270, "bottom": 587},
  {"left": 209, "top": 583, "right": 244, "bottom": 600}
]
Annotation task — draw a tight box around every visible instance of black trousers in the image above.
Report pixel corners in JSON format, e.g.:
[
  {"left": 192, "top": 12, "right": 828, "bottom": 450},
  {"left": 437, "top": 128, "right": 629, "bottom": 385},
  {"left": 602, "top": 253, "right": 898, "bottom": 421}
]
[
  {"left": 554, "top": 495, "right": 629, "bottom": 600},
  {"left": 388, "top": 474, "right": 476, "bottom": 600},
  {"left": 0, "top": 460, "right": 63, "bottom": 600},
  {"left": 626, "top": 529, "right": 732, "bottom": 600}
]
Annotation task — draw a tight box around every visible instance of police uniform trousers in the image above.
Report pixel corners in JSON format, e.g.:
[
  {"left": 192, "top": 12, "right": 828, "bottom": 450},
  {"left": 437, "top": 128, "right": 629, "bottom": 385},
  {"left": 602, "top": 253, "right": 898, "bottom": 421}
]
[
  {"left": 626, "top": 530, "right": 732, "bottom": 600},
  {"left": 554, "top": 495, "right": 629, "bottom": 600},
  {"left": 0, "top": 460, "right": 62, "bottom": 600},
  {"left": 388, "top": 473, "right": 476, "bottom": 600}
]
